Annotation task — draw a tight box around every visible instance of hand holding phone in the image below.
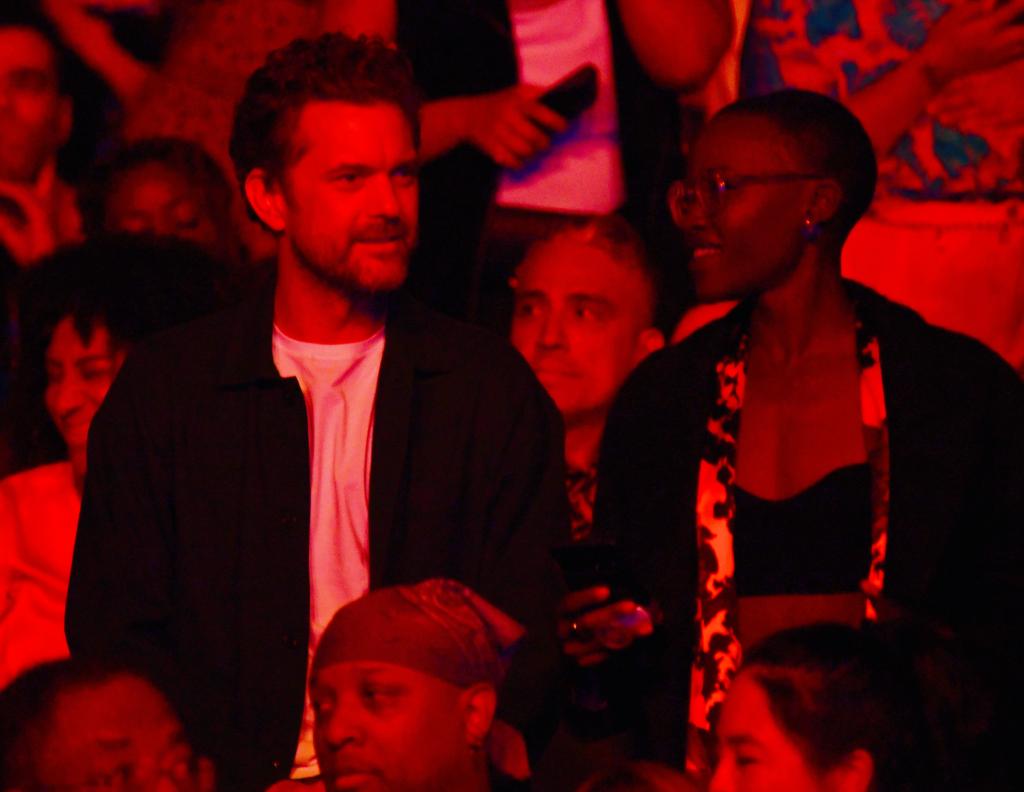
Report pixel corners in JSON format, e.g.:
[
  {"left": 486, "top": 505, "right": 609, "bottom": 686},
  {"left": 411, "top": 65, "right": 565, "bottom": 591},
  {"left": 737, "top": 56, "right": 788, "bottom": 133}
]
[{"left": 553, "top": 543, "right": 655, "bottom": 665}]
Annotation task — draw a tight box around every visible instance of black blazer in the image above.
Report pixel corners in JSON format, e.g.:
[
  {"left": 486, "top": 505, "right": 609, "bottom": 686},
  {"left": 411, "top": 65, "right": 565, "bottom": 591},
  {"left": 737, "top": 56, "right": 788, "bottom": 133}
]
[
  {"left": 595, "top": 282, "right": 1024, "bottom": 765},
  {"left": 66, "top": 287, "right": 569, "bottom": 791}
]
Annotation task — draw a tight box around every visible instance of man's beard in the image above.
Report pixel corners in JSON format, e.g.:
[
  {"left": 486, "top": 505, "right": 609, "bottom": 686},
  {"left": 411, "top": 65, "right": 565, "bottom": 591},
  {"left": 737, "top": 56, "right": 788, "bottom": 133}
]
[{"left": 289, "top": 223, "right": 412, "bottom": 296}]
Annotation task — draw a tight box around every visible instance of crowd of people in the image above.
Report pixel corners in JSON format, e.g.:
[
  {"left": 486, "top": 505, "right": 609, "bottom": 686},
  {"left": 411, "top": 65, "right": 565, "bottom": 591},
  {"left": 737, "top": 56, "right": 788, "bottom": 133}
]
[{"left": 1, "top": 2, "right": 1022, "bottom": 791}]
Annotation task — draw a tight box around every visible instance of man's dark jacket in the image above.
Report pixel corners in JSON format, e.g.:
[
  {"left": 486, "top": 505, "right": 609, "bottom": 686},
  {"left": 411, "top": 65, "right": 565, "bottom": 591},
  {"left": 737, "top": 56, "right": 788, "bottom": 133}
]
[
  {"left": 594, "top": 282, "right": 1024, "bottom": 765},
  {"left": 66, "top": 287, "right": 568, "bottom": 791}
]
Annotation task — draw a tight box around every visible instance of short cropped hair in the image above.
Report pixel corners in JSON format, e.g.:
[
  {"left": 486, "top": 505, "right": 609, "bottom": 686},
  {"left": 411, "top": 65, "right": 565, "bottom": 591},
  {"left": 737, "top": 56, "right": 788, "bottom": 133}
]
[
  {"left": 229, "top": 32, "right": 420, "bottom": 194},
  {"left": 0, "top": 659, "right": 179, "bottom": 790},
  {"left": 719, "top": 90, "right": 877, "bottom": 240},
  {"left": 523, "top": 213, "right": 662, "bottom": 326},
  {"left": 79, "top": 137, "right": 235, "bottom": 240}
]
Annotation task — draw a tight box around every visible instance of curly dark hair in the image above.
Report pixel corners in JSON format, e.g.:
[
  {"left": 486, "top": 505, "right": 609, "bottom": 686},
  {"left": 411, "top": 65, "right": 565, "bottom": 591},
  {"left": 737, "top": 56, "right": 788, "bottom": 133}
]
[
  {"left": 4, "top": 235, "right": 222, "bottom": 471},
  {"left": 228, "top": 32, "right": 421, "bottom": 211}
]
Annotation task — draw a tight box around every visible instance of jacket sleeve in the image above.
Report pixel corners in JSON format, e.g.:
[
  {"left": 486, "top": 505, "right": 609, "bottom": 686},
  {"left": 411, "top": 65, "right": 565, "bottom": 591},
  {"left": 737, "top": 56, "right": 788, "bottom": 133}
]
[
  {"left": 472, "top": 352, "right": 570, "bottom": 759},
  {"left": 64, "top": 348, "right": 181, "bottom": 690}
]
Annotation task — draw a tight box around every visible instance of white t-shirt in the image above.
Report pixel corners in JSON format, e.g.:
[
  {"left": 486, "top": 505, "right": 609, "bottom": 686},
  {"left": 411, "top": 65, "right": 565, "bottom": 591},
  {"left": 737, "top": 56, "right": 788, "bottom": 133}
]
[
  {"left": 272, "top": 324, "right": 386, "bottom": 778},
  {"left": 496, "top": 0, "right": 625, "bottom": 213}
]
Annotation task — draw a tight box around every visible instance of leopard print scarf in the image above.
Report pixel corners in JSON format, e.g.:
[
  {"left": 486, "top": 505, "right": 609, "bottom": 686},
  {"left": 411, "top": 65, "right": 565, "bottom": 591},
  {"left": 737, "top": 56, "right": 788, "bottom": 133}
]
[{"left": 684, "top": 311, "right": 890, "bottom": 778}]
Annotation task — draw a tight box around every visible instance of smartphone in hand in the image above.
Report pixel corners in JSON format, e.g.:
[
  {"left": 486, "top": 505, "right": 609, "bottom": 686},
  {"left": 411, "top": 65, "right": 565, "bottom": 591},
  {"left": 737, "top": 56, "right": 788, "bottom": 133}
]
[
  {"left": 551, "top": 542, "right": 645, "bottom": 606},
  {"left": 537, "top": 63, "right": 599, "bottom": 122}
]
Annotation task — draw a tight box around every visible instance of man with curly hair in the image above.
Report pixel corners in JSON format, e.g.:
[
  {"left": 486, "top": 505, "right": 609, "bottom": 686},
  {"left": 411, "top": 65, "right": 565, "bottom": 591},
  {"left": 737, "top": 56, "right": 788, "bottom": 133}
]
[{"left": 66, "top": 33, "right": 567, "bottom": 791}]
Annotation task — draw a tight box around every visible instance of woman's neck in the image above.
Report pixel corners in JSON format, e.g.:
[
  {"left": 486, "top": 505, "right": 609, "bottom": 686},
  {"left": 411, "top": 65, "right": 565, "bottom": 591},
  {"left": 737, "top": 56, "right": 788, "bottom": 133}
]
[{"left": 749, "top": 259, "right": 853, "bottom": 366}]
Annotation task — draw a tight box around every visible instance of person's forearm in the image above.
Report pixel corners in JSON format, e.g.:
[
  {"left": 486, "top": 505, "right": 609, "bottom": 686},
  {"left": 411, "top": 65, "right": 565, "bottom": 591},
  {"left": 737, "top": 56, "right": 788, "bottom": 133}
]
[
  {"left": 42, "top": 1, "right": 151, "bottom": 105},
  {"left": 845, "top": 51, "right": 944, "bottom": 158},
  {"left": 420, "top": 96, "right": 476, "bottom": 162},
  {"left": 616, "top": 0, "right": 733, "bottom": 90}
]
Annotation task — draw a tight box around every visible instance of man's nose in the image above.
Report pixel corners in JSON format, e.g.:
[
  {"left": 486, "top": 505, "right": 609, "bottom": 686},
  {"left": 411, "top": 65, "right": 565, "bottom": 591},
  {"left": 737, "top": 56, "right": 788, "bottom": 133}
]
[
  {"left": 538, "top": 310, "right": 567, "bottom": 349},
  {"left": 370, "top": 173, "right": 402, "bottom": 216},
  {"left": 321, "top": 703, "right": 366, "bottom": 750}
]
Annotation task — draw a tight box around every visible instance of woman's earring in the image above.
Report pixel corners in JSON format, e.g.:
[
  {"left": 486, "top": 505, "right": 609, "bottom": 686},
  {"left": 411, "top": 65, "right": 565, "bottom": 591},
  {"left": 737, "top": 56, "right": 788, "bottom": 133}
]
[{"left": 801, "top": 214, "right": 821, "bottom": 241}]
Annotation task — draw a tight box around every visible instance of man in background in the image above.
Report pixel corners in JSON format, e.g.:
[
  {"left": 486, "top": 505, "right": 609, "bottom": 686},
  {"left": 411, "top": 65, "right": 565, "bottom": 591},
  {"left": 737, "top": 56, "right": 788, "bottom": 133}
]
[
  {"left": 510, "top": 215, "right": 663, "bottom": 541},
  {"left": 0, "top": 6, "right": 79, "bottom": 266}
]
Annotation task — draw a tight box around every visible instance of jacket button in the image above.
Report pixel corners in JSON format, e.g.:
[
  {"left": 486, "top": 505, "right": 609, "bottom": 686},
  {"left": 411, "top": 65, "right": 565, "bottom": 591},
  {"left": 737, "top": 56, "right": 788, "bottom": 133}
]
[{"left": 272, "top": 759, "right": 282, "bottom": 771}]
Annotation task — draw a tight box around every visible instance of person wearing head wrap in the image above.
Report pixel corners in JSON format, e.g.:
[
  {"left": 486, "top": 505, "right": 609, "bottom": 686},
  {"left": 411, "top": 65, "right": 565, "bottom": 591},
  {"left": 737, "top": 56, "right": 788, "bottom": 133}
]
[{"left": 309, "top": 578, "right": 530, "bottom": 792}]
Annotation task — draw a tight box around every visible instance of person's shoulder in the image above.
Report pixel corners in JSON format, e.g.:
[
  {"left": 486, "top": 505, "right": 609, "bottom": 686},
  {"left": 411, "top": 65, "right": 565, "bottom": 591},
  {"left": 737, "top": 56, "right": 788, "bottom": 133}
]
[
  {"left": 618, "top": 303, "right": 737, "bottom": 404},
  {"left": 117, "top": 294, "right": 266, "bottom": 387},
  {"left": 854, "top": 282, "right": 1021, "bottom": 389},
  {"left": 0, "top": 461, "right": 73, "bottom": 501},
  {"left": 388, "top": 291, "right": 539, "bottom": 383}
]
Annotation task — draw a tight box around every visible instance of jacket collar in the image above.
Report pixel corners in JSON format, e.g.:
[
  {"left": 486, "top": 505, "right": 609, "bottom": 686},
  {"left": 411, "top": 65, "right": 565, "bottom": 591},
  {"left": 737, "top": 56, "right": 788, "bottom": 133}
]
[{"left": 218, "top": 282, "right": 462, "bottom": 387}]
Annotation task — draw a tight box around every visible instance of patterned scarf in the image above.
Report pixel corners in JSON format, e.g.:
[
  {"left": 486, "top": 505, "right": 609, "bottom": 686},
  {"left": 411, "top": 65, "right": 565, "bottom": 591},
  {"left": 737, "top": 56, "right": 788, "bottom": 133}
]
[
  {"left": 567, "top": 466, "right": 599, "bottom": 542},
  {"left": 684, "top": 308, "right": 890, "bottom": 778}
]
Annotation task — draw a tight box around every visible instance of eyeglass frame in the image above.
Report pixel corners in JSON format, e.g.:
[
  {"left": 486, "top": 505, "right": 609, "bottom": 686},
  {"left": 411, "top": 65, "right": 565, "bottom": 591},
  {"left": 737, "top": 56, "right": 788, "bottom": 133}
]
[{"left": 668, "top": 170, "right": 828, "bottom": 217}]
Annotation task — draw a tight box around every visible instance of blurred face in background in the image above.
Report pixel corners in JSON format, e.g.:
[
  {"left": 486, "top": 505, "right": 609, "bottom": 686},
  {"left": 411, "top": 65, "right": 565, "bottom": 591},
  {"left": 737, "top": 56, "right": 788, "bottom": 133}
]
[
  {"left": 33, "top": 673, "right": 213, "bottom": 792},
  {"left": 0, "top": 26, "right": 70, "bottom": 183},
  {"left": 104, "top": 163, "right": 231, "bottom": 261},
  {"left": 511, "top": 234, "right": 663, "bottom": 429},
  {"left": 44, "top": 316, "right": 126, "bottom": 484}
]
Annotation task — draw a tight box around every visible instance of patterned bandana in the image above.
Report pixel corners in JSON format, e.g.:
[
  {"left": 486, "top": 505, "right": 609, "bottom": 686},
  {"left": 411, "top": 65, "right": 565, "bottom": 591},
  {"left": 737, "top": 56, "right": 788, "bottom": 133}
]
[
  {"left": 314, "top": 579, "right": 531, "bottom": 780},
  {"left": 684, "top": 306, "right": 890, "bottom": 778}
]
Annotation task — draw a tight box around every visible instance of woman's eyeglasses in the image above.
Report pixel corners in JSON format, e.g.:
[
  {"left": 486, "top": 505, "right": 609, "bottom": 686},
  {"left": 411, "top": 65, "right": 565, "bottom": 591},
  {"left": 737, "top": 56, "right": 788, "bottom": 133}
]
[{"left": 668, "top": 170, "right": 826, "bottom": 216}]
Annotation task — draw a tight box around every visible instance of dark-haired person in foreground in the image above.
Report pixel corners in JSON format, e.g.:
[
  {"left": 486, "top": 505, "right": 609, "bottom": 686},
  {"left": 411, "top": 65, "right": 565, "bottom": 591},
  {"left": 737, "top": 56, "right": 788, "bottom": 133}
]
[
  {"left": 0, "top": 236, "right": 221, "bottom": 690},
  {"left": 711, "top": 623, "right": 966, "bottom": 792},
  {"left": 309, "top": 579, "right": 526, "bottom": 792},
  {"left": 712, "top": 626, "right": 890, "bottom": 792},
  {"left": 0, "top": 658, "right": 214, "bottom": 792},
  {"left": 560, "top": 90, "right": 1023, "bottom": 782},
  {"left": 66, "top": 33, "right": 567, "bottom": 792}
]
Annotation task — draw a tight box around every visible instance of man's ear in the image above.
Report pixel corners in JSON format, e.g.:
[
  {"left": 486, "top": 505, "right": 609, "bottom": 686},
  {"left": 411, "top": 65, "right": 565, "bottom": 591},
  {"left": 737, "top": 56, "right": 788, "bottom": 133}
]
[
  {"left": 806, "top": 178, "right": 843, "bottom": 227},
  {"left": 632, "top": 327, "right": 666, "bottom": 366},
  {"left": 244, "top": 168, "right": 288, "bottom": 233},
  {"left": 459, "top": 683, "right": 497, "bottom": 750},
  {"left": 826, "top": 748, "right": 874, "bottom": 792}
]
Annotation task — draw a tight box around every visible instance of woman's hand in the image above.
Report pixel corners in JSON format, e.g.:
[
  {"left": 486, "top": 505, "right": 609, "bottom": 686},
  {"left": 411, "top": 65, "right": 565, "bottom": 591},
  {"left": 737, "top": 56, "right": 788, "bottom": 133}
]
[
  {"left": 557, "top": 586, "right": 656, "bottom": 667},
  {"left": 0, "top": 180, "right": 59, "bottom": 267},
  {"left": 918, "top": 0, "right": 1024, "bottom": 88}
]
